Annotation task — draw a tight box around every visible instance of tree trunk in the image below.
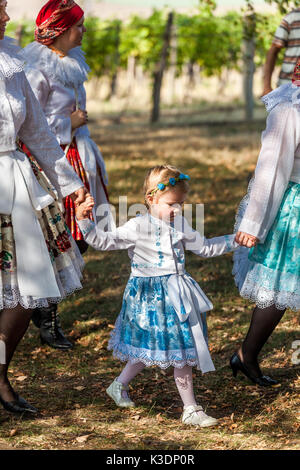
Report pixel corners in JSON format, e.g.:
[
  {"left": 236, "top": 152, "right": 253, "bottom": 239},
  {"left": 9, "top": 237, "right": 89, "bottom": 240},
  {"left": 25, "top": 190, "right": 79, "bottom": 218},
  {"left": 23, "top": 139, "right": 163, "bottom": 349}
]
[
  {"left": 110, "top": 23, "right": 121, "bottom": 98},
  {"left": 127, "top": 55, "right": 136, "bottom": 92},
  {"left": 167, "top": 22, "right": 177, "bottom": 104},
  {"left": 151, "top": 12, "right": 174, "bottom": 123},
  {"left": 15, "top": 24, "right": 24, "bottom": 46},
  {"left": 243, "top": 12, "right": 256, "bottom": 121}
]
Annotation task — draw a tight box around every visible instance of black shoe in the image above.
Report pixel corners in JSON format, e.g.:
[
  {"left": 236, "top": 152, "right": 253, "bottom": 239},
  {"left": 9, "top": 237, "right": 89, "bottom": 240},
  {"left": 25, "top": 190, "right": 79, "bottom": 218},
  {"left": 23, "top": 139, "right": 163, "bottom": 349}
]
[
  {"left": 230, "top": 352, "right": 278, "bottom": 387},
  {"left": 38, "top": 305, "right": 73, "bottom": 350},
  {"left": 0, "top": 392, "right": 38, "bottom": 414}
]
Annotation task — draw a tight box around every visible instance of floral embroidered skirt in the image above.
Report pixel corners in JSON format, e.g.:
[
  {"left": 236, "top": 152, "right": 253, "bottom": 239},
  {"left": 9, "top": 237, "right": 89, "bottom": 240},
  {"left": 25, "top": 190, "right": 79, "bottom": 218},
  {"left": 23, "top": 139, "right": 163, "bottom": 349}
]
[
  {"left": 108, "top": 275, "right": 208, "bottom": 369},
  {"left": 0, "top": 155, "right": 84, "bottom": 310},
  {"left": 233, "top": 181, "right": 300, "bottom": 311}
]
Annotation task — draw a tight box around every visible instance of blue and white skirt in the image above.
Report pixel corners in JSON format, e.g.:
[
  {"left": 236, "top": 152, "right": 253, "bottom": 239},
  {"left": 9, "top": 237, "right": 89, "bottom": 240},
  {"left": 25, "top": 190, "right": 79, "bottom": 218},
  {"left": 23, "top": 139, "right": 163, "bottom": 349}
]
[
  {"left": 233, "top": 181, "right": 300, "bottom": 311},
  {"left": 108, "top": 275, "right": 208, "bottom": 369}
]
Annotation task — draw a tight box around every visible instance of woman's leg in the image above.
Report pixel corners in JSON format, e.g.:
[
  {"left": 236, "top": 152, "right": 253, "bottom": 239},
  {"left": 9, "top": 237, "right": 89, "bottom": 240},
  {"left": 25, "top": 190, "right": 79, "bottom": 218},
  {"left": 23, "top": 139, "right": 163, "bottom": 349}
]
[
  {"left": 238, "top": 304, "right": 286, "bottom": 377},
  {"left": 0, "top": 306, "right": 32, "bottom": 402}
]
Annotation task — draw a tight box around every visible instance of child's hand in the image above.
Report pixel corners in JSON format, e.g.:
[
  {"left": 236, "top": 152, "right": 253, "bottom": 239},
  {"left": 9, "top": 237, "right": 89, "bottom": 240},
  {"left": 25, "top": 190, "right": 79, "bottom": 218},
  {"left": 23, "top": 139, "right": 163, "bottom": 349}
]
[
  {"left": 75, "top": 195, "right": 95, "bottom": 220},
  {"left": 235, "top": 231, "right": 259, "bottom": 248}
]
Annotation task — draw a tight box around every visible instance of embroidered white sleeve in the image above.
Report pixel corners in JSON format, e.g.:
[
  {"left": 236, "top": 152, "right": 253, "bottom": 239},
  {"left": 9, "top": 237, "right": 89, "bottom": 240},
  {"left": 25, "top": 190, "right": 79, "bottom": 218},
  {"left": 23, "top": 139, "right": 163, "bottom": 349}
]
[
  {"left": 77, "top": 218, "right": 137, "bottom": 251},
  {"left": 47, "top": 114, "right": 72, "bottom": 145},
  {"left": 25, "top": 66, "right": 73, "bottom": 145},
  {"left": 18, "top": 73, "right": 83, "bottom": 198},
  {"left": 182, "top": 218, "right": 238, "bottom": 256},
  {"left": 25, "top": 67, "right": 50, "bottom": 108},
  {"left": 238, "top": 103, "right": 300, "bottom": 241}
]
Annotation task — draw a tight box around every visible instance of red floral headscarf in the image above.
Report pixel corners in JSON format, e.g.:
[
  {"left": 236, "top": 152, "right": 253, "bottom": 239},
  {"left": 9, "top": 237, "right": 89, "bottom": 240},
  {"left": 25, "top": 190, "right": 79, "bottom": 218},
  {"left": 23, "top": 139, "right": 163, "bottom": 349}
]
[{"left": 35, "top": 0, "right": 84, "bottom": 46}]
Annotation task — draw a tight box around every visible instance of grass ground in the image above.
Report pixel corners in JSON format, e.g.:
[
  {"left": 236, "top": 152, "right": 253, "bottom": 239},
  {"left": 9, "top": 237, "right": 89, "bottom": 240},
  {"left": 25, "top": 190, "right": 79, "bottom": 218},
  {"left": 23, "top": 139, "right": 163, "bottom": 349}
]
[{"left": 0, "top": 108, "right": 299, "bottom": 450}]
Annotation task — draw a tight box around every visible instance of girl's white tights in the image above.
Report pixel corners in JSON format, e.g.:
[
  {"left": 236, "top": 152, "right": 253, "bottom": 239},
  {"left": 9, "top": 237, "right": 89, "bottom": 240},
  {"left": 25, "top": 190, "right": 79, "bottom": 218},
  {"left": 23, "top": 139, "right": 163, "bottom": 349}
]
[
  {"left": 173, "top": 365, "right": 197, "bottom": 407},
  {"left": 117, "top": 362, "right": 203, "bottom": 414},
  {"left": 117, "top": 361, "right": 145, "bottom": 398}
]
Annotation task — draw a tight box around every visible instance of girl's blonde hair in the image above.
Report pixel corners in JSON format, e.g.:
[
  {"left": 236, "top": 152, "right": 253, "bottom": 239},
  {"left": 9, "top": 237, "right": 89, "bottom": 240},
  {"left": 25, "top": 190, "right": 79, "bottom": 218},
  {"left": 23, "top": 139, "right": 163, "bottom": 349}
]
[{"left": 144, "top": 165, "right": 190, "bottom": 208}]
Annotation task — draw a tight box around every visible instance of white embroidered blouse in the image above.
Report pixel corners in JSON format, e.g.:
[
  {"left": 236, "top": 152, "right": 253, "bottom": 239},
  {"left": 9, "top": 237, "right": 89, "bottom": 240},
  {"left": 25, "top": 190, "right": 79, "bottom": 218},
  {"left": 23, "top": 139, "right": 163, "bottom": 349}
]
[
  {"left": 22, "top": 41, "right": 110, "bottom": 215},
  {"left": 238, "top": 83, "right": 300, "bottom": 242},
  {"left": 78, "top": 214, "right": 237, "bottom": 278},
  {"left": 0, "top": 37, "right": 83, "bottom": 198},
  {"left": 23, "top": 41, "right": 90, "bottom": 146},
  {"left": 0, "top": 37, "right": 83, "bottom": 300}
]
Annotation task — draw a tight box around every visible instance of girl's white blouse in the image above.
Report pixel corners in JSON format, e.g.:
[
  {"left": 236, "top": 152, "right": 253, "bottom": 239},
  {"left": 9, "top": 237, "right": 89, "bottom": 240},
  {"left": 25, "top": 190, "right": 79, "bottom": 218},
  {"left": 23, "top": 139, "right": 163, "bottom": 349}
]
[
  {"left": 78, "top": 214, "right": 237, "bottom": 278},
  {"left": 238, "top": 86, "right": 300, "bottom": 242}
]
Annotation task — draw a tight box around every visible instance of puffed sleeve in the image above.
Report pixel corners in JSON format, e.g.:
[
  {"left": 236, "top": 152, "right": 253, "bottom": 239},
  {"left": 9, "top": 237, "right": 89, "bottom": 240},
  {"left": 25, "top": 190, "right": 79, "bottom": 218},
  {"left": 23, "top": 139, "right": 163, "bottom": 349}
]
[
  {"left": 25, "top": 66, "right": 50, "bottom": 109},
  {"left": 77, "top": 218, "right": 137, "bottom": 251},
  {"left": 25, "top": 66, "right": 72, "bottom": 145},
  {"left": 181, "top": 217, "right": 238, "bottom": 257},
  {"left": 18, "top": 72, "right": 83, "bottom": 198},
  {"left": 238, "top": 103, "right": 300, "bottom": 242}
]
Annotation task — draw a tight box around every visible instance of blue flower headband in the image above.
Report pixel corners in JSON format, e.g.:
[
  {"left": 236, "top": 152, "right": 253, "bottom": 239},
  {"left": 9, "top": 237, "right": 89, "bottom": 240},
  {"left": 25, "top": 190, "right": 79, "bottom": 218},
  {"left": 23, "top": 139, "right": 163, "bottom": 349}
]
[{"left": 150, "top": 173, "right": 190, "bottom": 196}]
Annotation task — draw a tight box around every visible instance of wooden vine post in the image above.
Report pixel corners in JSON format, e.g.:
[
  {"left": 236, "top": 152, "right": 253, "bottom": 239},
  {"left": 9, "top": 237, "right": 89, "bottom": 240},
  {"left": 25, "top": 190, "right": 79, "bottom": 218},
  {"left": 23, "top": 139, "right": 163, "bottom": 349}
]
[
  {"left": 242, "top": 2, "right": 256, "bottom": 121},
  {"left": 151, "top": 11, "right": 174, "bottom": 123}
]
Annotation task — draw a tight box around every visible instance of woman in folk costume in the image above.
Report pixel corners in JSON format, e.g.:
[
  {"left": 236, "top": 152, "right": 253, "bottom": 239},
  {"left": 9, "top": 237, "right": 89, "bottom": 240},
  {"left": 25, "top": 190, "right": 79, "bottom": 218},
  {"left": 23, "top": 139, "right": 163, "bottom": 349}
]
[
  {"left": 0, "top": 0, "right": 86, "bottom": 414},
  {"left": 231, "top": 59, "right": 300, "bottom": 386},
  {"left": 22, "top": 0, "right": 112, "bottom": 350}
]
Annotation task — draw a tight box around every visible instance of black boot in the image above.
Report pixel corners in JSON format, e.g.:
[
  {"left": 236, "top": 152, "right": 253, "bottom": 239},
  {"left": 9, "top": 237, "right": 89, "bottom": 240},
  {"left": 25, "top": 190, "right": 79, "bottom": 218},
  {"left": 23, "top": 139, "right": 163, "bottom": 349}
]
[{"left": 33, "top": 305, "right": 73, "bottom": 350}]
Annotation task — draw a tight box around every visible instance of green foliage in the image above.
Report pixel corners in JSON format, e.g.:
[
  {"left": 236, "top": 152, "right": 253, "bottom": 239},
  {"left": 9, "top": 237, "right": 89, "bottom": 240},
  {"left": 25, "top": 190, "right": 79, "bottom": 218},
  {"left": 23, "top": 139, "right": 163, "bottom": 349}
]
[
  {"left": 4, "top": 6, "right": 286, "bottom": 79},
  {"left": 255, "top": 11, "right": 284, "bottom": 66},
  {"left": 119, "top": 9, "right": 167, "bottom": 72},
  {"left": 176, "top": 11, "right": 243, "bottom": 76},
  {"left": 264, "top": 0, "right": 300, "bottom": 14},
  {"left": 6, "top": 21, "right": 34, "bottom": 47},
  {"left": 82, "top": 17, "right": 122, "bottom": 80}
]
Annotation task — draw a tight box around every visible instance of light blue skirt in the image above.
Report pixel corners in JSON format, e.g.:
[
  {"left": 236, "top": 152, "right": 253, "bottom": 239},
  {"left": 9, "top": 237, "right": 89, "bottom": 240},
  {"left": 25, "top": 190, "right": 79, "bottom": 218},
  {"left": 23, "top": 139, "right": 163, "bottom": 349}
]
[
  {"left": 233, "top": 182, "right": 300, "bottom": 311},
  {"left": 108, "top": 275, "right": 208, "bottom": 369}
]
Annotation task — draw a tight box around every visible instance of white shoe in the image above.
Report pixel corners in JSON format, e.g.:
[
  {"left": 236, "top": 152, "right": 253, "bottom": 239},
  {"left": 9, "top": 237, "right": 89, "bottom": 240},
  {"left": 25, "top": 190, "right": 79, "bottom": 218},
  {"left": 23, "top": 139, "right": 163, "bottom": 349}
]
[
  {"left": 181, "top": 405, "right": 218, "bottom": 427},
  {"left": 106, "top": 379, "right": 135, "bottom": 408}
]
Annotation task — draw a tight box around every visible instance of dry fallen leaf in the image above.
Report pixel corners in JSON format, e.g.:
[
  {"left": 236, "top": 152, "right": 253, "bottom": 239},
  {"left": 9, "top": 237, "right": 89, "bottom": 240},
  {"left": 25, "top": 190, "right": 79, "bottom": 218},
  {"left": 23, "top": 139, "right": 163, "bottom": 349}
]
[
  {"left": 76, "top": 435, "right": 90, "bottom": 443},
  {"left": 173, "top": 407, "right": 182, "bottom": 413},
  {"left": 9, "top": 429, "right": 17, "bottom": 437},
  {"left": 74, "top": 386, "right": 85, "bottom": 391},
  {"left": 15, "top": 375, "right": 27, "bottom": 382},
  {"left": 131, "top": 415, "right": 141, "bottom": 421}
]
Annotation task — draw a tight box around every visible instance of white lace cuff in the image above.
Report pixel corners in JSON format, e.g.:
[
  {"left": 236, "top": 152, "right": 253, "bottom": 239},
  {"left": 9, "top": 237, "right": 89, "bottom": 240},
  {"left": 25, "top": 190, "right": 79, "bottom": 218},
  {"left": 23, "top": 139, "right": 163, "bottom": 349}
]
[{"left": 238, "top": 218, "right": 263, "bottom": 240}]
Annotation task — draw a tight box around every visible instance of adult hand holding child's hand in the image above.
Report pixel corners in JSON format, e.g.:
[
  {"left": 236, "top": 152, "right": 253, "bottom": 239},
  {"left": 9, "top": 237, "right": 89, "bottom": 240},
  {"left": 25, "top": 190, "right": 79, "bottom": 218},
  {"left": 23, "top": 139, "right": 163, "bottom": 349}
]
[
  {"left": 235, "top": 231, "right": 258, "bottom": 248},
  {"left": 75, "top": 194, "right": 95, "bottom": 220}
]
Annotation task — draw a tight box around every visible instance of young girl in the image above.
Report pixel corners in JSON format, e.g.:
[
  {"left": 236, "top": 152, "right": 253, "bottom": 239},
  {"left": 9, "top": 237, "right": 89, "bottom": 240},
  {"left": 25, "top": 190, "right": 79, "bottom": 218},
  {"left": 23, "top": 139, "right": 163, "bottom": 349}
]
[{"left": 76, "top": 165, "right": 243, "bottom": 427}]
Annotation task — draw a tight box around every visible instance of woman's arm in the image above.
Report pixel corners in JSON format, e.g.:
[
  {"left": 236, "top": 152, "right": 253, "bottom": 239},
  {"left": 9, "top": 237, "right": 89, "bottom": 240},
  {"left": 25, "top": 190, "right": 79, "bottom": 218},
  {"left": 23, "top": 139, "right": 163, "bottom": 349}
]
[
  {"left": 18, "top": 72, "right": 83, "bottom": 198},
  {"left": 238, "top": 103, "right": 300, "bottom": 242}
]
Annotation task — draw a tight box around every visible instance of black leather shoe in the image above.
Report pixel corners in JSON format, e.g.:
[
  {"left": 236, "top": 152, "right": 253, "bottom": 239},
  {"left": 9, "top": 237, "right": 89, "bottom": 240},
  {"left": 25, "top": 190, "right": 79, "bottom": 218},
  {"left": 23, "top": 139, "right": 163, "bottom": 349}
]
[
  {"left": 36, "top": 305, "right": 73, "bottom": 350},
  {"left": 0, "top": 393, "right": 38, "bottom": 414},
  {"left": 230, "top": 352, "right": 278, "bottom": 387}
]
